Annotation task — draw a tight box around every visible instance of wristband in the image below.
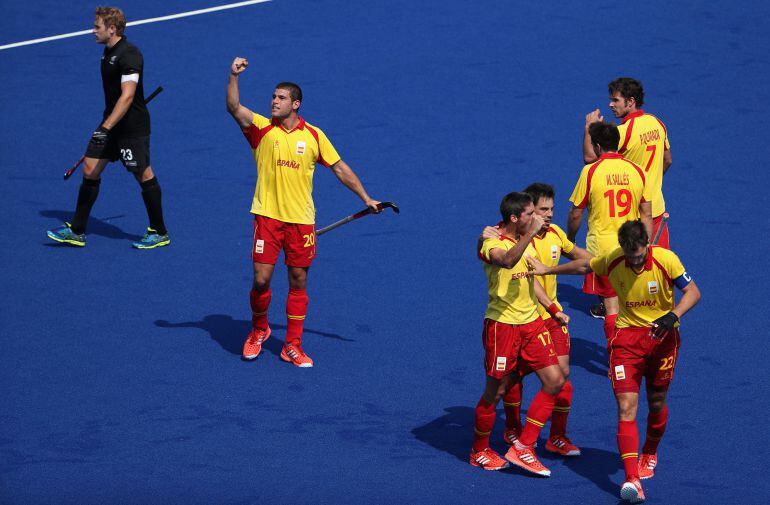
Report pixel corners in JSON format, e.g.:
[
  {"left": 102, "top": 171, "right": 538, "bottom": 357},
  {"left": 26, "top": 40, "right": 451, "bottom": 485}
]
[{"left": 546, "top": 303, "right": 560, "bottom": 318}]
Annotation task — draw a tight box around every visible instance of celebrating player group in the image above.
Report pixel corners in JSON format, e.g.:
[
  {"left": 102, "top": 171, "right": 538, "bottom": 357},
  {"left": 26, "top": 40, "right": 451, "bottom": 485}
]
[{"left": 470, "top": 78, "right": 700, "bottom": 503}]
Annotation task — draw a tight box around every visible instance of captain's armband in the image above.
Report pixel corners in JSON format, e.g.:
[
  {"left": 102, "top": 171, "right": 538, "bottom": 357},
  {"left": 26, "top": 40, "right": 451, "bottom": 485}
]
[{"left": 674, "top": 271, "right": 693, "bottom": 290}]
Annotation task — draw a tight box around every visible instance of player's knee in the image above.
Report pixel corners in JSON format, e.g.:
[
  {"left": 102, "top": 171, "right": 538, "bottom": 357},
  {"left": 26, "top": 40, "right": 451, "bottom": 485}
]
[
  {"left": 616, "top": 399, "right": 638, "bottom": 420},
  {"left": 252, "top": 277, "right": 271, "bottom": 291},
  {"left": 543, "top": 375, "right": 565, "bottom": 395},
  {"left": 647, "top": 396, "right": 667, "bottom": 413}
]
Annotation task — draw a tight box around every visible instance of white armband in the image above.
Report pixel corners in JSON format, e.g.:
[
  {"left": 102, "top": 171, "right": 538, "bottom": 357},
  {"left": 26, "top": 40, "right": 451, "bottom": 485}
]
[{"left": 121, "top": 73, "right": 140, "bottom": 83}]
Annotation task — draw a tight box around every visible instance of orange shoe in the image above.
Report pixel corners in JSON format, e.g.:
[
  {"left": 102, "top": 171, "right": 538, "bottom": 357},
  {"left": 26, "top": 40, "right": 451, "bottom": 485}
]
[
  {"left": 242, "top": 326, "right": 271, "bottom": 360},
  {"left": 504, "top": 444, "right": 551, "bottom": 477},
  {"left": 545, "top": 435, "right": 581, "bottom": 456},
  {"left": 638, "top": 453, "right": 657, "bottom": 480},
  {"left": 280, "top": 344, "right": 314, "bottom": 367},
  {"left": 469, "top": 447, "right": 509, "bottom": 471},
  {"left": 620, "top": 477, "right": 645, "bottom": 503}
]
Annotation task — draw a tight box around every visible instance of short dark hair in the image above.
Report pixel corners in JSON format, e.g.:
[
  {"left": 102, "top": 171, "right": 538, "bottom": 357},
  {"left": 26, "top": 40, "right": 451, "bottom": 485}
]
[
  {"left": 275, "top": 82, "right": 302, "bottom": 103},
  {"left": 618, "top": 220, "right": 648, "bottom": 251},
  {"left": 609, "top": 77, "right": 645, "bottom": 107},
  {"left": 500, "top": 192, "right": 533, "bottom": 224},
  {"left": 588, "top": 122, "right": 620, "bottom": 152},
  {"left": 524, "top": 183, "right": 555, "bottom": 206}
]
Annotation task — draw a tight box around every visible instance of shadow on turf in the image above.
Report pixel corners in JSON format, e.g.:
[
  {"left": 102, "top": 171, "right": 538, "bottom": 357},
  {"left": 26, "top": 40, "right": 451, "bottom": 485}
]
[
  {"left": 155, "top": 315, "right": 353, "bottom": 356},
  {"left": 413, "top": 407, "right": 620, "bottom": 493},
  {"left": 40, "top": 210, "right": 142, "bottom": 241}
]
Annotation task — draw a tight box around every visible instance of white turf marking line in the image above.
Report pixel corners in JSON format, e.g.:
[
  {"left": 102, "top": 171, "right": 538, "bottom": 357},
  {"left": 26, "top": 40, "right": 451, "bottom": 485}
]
[{"left": 0, "top": 0, "right": 271, "bottom": 51}]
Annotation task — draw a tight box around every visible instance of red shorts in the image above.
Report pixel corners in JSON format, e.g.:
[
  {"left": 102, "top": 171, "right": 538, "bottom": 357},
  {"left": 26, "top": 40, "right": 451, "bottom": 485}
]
[
  {"left": 583, "top": 271, "right": 617, "bottom": 298},
  {"left": 482, "top": 317, "right": 559, "bottom": 379},
  {"left": 653, "top": 213, "right": 670, "bottom": 249},
  {"left": 544, "top": 317, "right": 570, "bottom": 357},
  {"left": 252, "top": 214, "right": 316, "bottom": 267},
  {"left": 607, "top": 327, "right": 681, "bottom": 393}
]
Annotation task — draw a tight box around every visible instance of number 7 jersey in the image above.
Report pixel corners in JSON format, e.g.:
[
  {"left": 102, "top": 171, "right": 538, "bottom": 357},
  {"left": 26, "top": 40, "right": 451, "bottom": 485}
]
[{"left": 569, "top": 152, "right": 653, "bottom": 256}]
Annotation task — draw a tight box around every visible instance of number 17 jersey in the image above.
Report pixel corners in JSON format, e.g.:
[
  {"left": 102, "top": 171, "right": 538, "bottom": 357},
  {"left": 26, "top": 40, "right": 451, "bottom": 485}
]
[{"left": 569, "top": 152, "right": 652, "bottom": 256}]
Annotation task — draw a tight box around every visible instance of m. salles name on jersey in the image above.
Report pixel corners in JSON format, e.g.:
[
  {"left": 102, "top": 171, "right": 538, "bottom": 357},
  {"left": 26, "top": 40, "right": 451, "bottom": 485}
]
[{"left": 605, "top": 173, "right": 630, "bottom": 186}]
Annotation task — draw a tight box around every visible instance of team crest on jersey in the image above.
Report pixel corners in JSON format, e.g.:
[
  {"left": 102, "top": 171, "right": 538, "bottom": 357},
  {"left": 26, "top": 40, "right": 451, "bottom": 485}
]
[
  {"left": 496, "top": 357, "right": 507, "bottom": 371},
  {"left": 614, "top": 365, "right": 626, "bottom": 380},
  {"left": 648, "top": 281, "right": 659, "bottom": 294},
  {"left": 274, "top": 140, "right": 280, "bottom": 149},
  {"left": 550, "top": 245, "right": 558, "bottom": 260},
  {"left": 109, "top": 55, "right": 117, "bottom": 65},
  {"left": 296, "top": 141, "right": 306, "bottom": 155},
  {"left": 255, "top": 239, "right": 264, "bottom": 254}
]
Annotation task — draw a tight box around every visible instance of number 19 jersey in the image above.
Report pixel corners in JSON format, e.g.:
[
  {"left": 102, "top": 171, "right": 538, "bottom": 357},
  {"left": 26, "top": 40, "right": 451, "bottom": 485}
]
[{"left": 569, "top": 152, "right": 652, "bottom": 256}]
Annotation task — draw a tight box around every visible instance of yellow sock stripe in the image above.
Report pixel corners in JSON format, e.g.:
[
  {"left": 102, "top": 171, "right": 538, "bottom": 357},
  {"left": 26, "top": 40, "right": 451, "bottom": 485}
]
[
  {"left": 252, "top": 310, "right": 267, "bottom": 316},
  {"left": 552, "top": 406, "right": 571, "bottom": 412},
  {"left": 525, "top": 417, "right": 545, "bottom": 428},
  {"left": 474, "top": 428, "right": 492, "bottom": 436},
  {"left": 620, "top": 452, "right": 638, "bottom": 459},
  {"left": 503, "top": 401, "right": 521, "bottom": 407},
  {"left": 287, "top": 315, "right": 306, "bottom": 320}
]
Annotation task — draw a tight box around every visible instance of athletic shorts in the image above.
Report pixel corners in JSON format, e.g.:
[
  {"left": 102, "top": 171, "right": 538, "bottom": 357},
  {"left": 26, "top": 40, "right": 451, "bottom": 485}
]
[
  {"left": 252, "top": 214, "right": 316, "bottom": 268},
  {"left": 85, "top": 134, "right": 151, "bottom": 173},
  {"left": 583, "top": 271, "right": 617, "bottom": 298},
  {"left": 653, "top": 213, "right": 670, "bottom": 249},
  {"left": 482, "top": 317, "right": 558, "bottom": 379},
  {"left": 544, "top": 317, "right": 570, "bottom": 357},
  {"left": 608, "top": 326, "right": 681, "bottom": 393}
]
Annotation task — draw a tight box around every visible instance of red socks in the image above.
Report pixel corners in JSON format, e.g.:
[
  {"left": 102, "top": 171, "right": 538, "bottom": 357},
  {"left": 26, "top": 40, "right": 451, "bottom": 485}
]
[
  {"left": 642, "top": 405, "right": 668, "bottom": 454},
  {"left": 604, "top": 313, "right": 618, "bottom": 341},
  {"left": 473, "top": 398, "right": 497, "bottom": 452},
  {"left": 617, "top": 420, "right": 639, "bottom": 479},
  {"left": 285, "top": 288, "right": 309, "bottom": 347},
  {"left": 503, "top": 381, "right": 523, "bottom": 432},
  {"left": 550, "top": 380, "right": 572, "bottom": 437},
  {"left": 250, "top": 288, "right": 271, "bottom": 329},
  {"left": 520, "top": 390, "right": 556, "bottom": 446}
]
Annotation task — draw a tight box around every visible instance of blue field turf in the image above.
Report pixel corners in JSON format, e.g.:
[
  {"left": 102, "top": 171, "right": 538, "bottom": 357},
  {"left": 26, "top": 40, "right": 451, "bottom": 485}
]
[{"left": 2, "top": 1, "right": 770, "bottom": 504}]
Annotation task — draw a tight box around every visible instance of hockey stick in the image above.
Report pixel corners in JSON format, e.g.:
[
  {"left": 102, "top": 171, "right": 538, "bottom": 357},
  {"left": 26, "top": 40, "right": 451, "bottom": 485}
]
[
  {"left": 651, "top": 212, "right": 669, "bottom": 245},
  {"left": 316, "top": 201, "right": 400, "bottom": 236},
  {"left": 63, "top": 86, "right": 164, "bottom": 180}
]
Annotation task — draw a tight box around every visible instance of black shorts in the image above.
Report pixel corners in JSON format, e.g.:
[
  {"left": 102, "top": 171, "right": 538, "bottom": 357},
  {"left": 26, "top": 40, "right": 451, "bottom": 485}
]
[{"left": 85, "top": 135, "right": 151, "bottom": 173}]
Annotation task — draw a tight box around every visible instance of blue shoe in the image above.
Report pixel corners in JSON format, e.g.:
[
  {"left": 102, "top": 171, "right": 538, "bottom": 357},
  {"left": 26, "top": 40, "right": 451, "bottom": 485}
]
[
  {"left": 47, "top": 222, "right": 86, "bottom": 247},
  {"left": 132, "top": 228, "right": 170, "bottom": 249}
]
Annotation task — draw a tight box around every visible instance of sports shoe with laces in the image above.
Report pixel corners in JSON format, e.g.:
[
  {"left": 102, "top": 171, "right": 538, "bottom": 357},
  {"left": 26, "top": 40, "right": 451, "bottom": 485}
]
[
  {"left": 469, "top": 447, "right": 509, "bottom": 471},
  {"left": 638, "top": 453, "right": 657, "bottom": 480},
  {"left": 132, "top": 227, "right": 170, "bottom": 249},
  {"left": 280, "top": 344, "right": 313, "bottom": 367},
  {"left": 505, "top": 444, "right": 551, "bottom": 477},
  {"left": 620, "top": 477, "right": 645, "bottom": 503},
  {"left": 242, "top": 326, "right": 271, "bottom": 360},
  {"left": 545, "top": 434, "right": 581, "bottom": 456},
  {"left": 590, "top": 302, "right": 606, "bottom": 319},
  {"left": 47, "top": 222, "right": 85, "bottom": 247}
]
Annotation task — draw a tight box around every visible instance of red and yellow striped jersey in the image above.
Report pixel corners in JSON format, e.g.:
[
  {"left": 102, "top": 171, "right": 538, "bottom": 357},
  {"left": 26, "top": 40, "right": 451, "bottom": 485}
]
[
  {"left": 243, "top": 113, "right": 341, "bottom": 224},
  {"left": 618, "top": 110, "right": 670, "bottom": 218}
]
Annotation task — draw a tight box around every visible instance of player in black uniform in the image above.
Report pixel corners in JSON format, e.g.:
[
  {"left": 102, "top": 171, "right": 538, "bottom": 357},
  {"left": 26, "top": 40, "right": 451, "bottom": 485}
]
[{"left": 47, "top": 6, "right": 169, "bottom": 249}]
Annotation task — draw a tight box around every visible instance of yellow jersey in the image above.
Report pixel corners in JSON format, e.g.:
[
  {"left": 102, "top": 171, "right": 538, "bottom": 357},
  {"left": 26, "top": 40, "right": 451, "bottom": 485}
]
[
  {"left": 479, "top": 235, "right": 540, "bottom": 325},
  {"left": 590, "top": 246, "right": 686, "bottom": 328},
  {"left": 531, "top": 224, "right": 574, "bottom": 320},
  {"left": 569, "top": 152, "right": 652, "bottom": 256},
  {"left": 618, "top": 110, "right": 670, "bottom": 218},
  {"left": 243, "top": 113, "right": 341, "bottom": 224}
]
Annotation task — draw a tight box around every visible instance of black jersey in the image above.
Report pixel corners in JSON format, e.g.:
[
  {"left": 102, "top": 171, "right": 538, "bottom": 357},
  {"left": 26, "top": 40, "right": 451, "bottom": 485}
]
[{"left": 100, "top": 37, "right": 150, "bottom": 137}]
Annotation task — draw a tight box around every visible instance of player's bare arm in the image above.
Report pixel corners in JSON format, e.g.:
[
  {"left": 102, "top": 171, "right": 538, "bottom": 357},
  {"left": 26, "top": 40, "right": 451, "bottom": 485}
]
[
  {"left": 583, "top": 109, "right": 603, "bottom": 163},
  {"left": 564, "top": 244, "right": 592, "bottom": 261},
  {"left": 534, "top": 278, "right": 570, "bottom": 325},
  {"left": 651, "top": 279, "right": 700, "bottom": 339},
  {"left": 663, "top": 147, "right": 672, "bottom": 174},
  {"left": 101, "top": 80, "right": 136, "bottom": 130},
  {"left": 566, "top": 206, "right": 583, "bottom": 243},
  {"left": 226, "top": 57, "right": 255, "bottom": 129},
  {"left": 329, "top": 160, "right": 380, "bottom": 211},
  {"left": 639, "top": 201, "right": 653, "bottom": 241},
  {"left": 527, "top": 254, "right": 591, "bottom": 277},
  {"left": 487, "top": 214, "right": 544, "bottom": 269},
  {"left": 481, "top": 225, "right": 502, "bottom": 240}
]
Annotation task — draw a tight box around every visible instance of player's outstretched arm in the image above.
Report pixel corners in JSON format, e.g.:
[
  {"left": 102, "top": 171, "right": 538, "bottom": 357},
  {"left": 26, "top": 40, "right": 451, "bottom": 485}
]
[
  {"left": 566, "top": 206, "right": 584, "bottom": 243},
  {"left": 527, "top": 254, "right": 591, "bottom": 276},
  {"left": 226, "top": 57, "right": 255, "bottom": 128},
  {"left": 564, "top": 244, "right": 593, "bottom": 261},
  {"left": 329, "top": 160, "right": 380, "bottom": 211},
  {"left": 583, "top": 109, "right": 603, "bottom": 163}
]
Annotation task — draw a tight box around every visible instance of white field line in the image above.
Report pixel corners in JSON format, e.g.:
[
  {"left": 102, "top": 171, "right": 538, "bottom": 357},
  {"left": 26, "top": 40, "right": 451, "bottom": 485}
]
[{"left": 0, "top": 0, "right": 271, "bottom": 51}]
